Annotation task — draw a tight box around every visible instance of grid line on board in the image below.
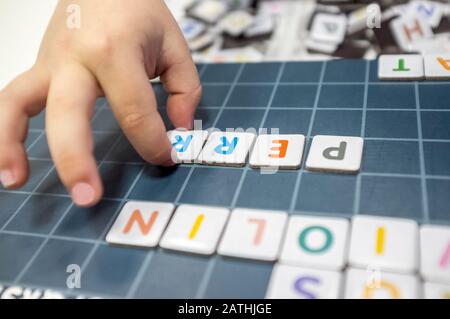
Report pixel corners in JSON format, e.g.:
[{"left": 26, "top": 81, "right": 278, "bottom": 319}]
[
  {"left": 125, "top": 63, "right": 240, "bottom": 299},
  {"left": 195, "top": 62, "right": 287, "bottom": 299},
  {"left": 353, "top": 60, "right": 370, "bottom": 216},
  {"left": 5, "top": 65, "right": 211, "bottom": 297},
  {"left": 1, "top": 61, "right": 450, "bottom": 299},
  {"left": 198, "top": 81, "right": 450, "bottom": 86},
  {"left": 11, "top": 130, "right": 126, "bottom": 286},
  {"left": 415, "top": 82, "right": 430, "bottom": 223},
  {"left": 288, "top": 61, "right": 327, "bottom": 213},
  {"left": 2, "top": 95, "right": 114, "bottom": 236},
  {"left": 2, "top": 169, "right": 450, "bottom": 203},
  {"left": 8, "top": 110, "right": 127, "bottom": 290},
  {"left": 0, "top": 130, "right": 48, "bottom": 232}
]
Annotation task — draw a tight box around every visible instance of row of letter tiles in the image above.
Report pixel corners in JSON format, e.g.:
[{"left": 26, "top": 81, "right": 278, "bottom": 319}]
[
  {"left": 106, "top": 201, "right": 450, "bottom": 285},
  {"left": 266, "top": 265, "right": 450, "bottom": 299},
  {"left": 378, "top": 54, "right": 450, "bottom": 81},
  {"left": 168, "top": 130, "right": 364, "bottom": 173}
]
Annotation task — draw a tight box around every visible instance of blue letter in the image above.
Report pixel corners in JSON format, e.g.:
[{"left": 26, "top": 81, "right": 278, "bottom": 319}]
[
  {"left": 417, "top": 4, "right": 434, "bottom": 17},
  {"left": 214, "top": 136, "right": 238, "bottom": 155},
  {"left": 172, "top": 135, "right": 193, "bottom": 153}
]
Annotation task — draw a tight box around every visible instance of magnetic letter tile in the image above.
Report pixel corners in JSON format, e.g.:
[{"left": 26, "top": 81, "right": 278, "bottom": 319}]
[
  {"left": 420, "top": 225, "right": 450, "bottom": 284},
  {"left": 348, "top": 215, "right": 419, "bottom": 273},
  {"left": 424, "top": 282, "right": 450, "bottom": 299},
  {"left": 167, "top": 130, "right": 208, "bottom": 163},
  {"left": 344, "top": 268, "right": 420, "bottom": 299},
  {"left": 378, "top": 54, "right": 424, "bottom": 80},
  {"left": 159, "top": 204, "right": 229, "bottom": 255},
  {"left": 189, "top": 0, "right": 227, "bottom": 24},
  {"left": 179, "top": 18, "right": 206, "bottom": 41},
  {"left": 310, "top": 13, "right": 347, "bottom": 45},
  {"left": 408, "top": 0, "right": 443, "bottom": 28},
  {"left": 390, "top": 16, "right": 433, "bottom": 52},
  {"left": 249, "top": 134, "right": 305, "bottom": 169},
  {"left": 266, "top": 264, "right": 342, "bottom": 299},
  {"left": 305, "top": 135, "right": 364, "bottom": 174},
  {"left": 106, "top": 201, "right": 174, "bottom": 248},
  {"left": 305, "top": 38, "right": 338, "bottom": 54},
  {"left": 198, "top": 131, "right": 256, "bottom": 167},
  {"left": 219, "top": 10, "right": 254, "bottom": 37},
  {"left": 217, "top": 208, "right": 287, "bottom": 261},
  {"left": 424, "top": 55, "right": 450, "bottom": 80},
  {"left": 280, "top": 216, "right": 350, "bottom": 270}
]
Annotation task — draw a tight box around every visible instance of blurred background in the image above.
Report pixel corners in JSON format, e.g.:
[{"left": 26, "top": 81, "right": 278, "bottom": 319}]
[{"left": 1, "top": 0, "right": 449, "bottom": 88}]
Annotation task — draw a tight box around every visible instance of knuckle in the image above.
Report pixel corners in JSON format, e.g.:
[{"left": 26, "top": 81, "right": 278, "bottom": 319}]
[
  {"left": 47, "top": 96, "right": 76, "bottom": 112},
  {"left": 76, "top": 33, "right": 119, "bottom": 65},
  {"left": 121, "top": 110, "right": 153, "bottom": 131},
  {"left": 90, "top": 35, "right": 115, "bottom": 57},
  {"left": 54, "top": 152, "right": 85, "bottom": 176}
]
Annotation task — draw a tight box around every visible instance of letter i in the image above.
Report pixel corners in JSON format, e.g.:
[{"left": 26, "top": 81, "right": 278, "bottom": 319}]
[
  {"left": 376, "top": 227, "right": 385, "bottom": 255},
  {"left": 189, "top": 214, "right": 204, "bottom": 240}
]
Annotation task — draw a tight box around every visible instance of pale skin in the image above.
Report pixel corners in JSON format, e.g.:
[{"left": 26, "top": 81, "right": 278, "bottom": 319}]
[{"left": 0, "top": 0, "right": 202, "bottom": 207}]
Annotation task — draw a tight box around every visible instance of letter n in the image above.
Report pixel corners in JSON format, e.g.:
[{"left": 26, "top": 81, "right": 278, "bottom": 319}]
[{"left": 123, "top": 210, "right": 158, "bottom": 235}]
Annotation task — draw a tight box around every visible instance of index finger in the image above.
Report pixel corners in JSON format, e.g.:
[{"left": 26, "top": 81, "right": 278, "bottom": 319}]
[
  {"left": 96, "top": 53, "right": 174, "bottom": 166},
  {"left": 158, "top": 28, "right": 202, "bottom": 130}
]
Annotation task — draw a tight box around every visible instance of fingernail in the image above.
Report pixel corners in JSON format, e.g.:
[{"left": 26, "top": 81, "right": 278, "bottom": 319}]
[
  {"left": 71, "top": 182, "right": 96, "bottom": 206},
  {"left": 0, "top": 170, "right": 16, "bottom": 188}
]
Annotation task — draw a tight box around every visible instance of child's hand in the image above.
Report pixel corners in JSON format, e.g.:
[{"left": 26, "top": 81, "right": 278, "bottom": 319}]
[{"left": 0, "top": 0, "right": 201, "bottom": 207}]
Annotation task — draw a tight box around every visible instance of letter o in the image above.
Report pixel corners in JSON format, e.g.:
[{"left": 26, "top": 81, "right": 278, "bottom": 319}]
[{"left": 298, "top": 225, "right": 333, "bottom": 254}]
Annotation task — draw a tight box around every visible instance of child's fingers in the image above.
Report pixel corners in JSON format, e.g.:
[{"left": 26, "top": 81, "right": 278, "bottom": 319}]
[
  {"left": 96, "top": 57, "right": 174, "bottom": 166},
  {"left": 159, "top": 33, "right": 202, "bottom": 130},
  {"left": 0, "top": 67, "right": 49, "bottom": 188},
  {"left": 45, "top": 64, "right": 103, "bottom": 207}
]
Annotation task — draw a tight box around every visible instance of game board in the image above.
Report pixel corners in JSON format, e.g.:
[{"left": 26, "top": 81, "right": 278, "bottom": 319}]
[{"left": 0, "top": 60, "right": 449, "bottom": 299}]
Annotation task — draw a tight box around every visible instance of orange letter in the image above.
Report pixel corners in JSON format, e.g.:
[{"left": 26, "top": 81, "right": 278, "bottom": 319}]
[
  {"left": 363, "top": 281, "right": 400, "bottom": 299},
  {"left": 248, "top": 218, "right": 266, "bottom": 245},
  {"left": 123, "top": 210, "right": 158, "bottom": 235},
  {"left": 403, "top": 19, "right": 424, "bottom": 41},
  {"left": 437, "top": 57, "right": 450, "bottom": 71},
  {"left": 269, "top": 140, "right": 289, "bottom": 158}
]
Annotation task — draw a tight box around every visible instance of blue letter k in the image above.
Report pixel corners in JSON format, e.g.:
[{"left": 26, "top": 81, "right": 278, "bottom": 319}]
[
  {"left": 172, "top": 135, "right": 193, "bottom": 153},
  {"left": 214, "top": 136, "right": 238, "bottom": 155}
]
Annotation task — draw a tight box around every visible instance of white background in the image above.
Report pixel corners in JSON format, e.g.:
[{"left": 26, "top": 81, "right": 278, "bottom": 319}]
[{"left": 0, "top": 0, "right": 57, "bottom": 89}]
